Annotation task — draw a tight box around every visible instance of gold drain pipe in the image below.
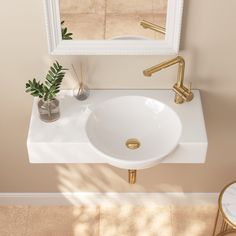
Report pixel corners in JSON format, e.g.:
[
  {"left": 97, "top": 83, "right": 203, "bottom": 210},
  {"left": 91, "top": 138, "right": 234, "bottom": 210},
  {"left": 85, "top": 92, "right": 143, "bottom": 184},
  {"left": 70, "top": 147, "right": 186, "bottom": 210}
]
[
  {"left": 128, "top": 170, "right": 137, "bottom": 184},
  {"left": 125, "top": 138, "right": 140, "bottom": 184}
]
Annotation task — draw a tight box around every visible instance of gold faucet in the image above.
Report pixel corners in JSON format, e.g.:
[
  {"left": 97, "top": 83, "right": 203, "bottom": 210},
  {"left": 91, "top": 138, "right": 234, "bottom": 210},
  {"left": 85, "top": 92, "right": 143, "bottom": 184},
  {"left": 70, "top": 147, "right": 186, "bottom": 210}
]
[
  {"left": 143, "top": 56, "right": 194, "bottom": 104},
  {"left": 140, "top": 20, "right": 166, "bottom": 35}
]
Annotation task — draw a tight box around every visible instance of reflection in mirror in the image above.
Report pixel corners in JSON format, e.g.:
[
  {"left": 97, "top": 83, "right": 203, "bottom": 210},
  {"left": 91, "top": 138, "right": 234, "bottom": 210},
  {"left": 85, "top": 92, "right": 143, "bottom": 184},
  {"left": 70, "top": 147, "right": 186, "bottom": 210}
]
[{"left": 59, "top": 0, "right": 167, "bottom": 40}]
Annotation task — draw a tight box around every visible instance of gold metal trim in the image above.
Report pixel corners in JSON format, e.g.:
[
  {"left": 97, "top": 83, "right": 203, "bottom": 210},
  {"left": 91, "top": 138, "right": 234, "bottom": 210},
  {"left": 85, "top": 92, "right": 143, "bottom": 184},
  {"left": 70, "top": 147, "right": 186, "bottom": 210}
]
[
  {"left": 213, "top": 209, "right": 220, "bottom": 236},
  {"left": 143, "top": 56, "right": 194, "bottom": 104},
  {"left": 219, "top": 181, "right": 236, "bottom": 229},
  {"left": 212, "top": 180, "right": 236, "bottom": 236},
  {"left": 140, "top": 20, "right": 166, "bottom": 35},
  {"left": 216, "top": 230, "right": 236, "bottom": 236},
  {"left": 126, "top": 138, "right": 141, "bottom": 150},
  {"left": 221, "top": 220, "right": 228, "bottom": 232},
  {"left": 128, "top": 170, "right": 137, "bottom": 184}
]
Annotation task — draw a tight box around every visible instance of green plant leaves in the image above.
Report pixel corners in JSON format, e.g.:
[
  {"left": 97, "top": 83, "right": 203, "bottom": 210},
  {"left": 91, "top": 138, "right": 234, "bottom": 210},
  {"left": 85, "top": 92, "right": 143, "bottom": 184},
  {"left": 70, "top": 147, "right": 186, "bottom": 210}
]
[
  {"left": 25, "top": 61, "right": 68, "bottom": 101},
  {"left": 61, "top": 21, "right": 73, "bottom": 40},
  {"left": 25, "top": 79, "right": 44, "bottom": 98}
]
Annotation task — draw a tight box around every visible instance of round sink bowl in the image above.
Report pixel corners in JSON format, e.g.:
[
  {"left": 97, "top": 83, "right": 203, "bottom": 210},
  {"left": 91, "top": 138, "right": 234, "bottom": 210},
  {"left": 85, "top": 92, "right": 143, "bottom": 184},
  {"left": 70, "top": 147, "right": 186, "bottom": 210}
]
[
  {"left": 111, "top": 35, "right": 149, "bottom": 40},
  {"left": 86, "top": 96, "right": 182, "bottom": 169}
]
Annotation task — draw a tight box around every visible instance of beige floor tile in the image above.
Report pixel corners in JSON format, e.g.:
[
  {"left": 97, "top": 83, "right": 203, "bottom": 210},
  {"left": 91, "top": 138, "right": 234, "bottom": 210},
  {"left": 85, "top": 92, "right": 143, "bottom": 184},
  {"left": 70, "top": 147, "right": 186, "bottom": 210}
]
[
  {"left": 171, "top": 205, "right": 218, "bottom": 236},
  {"left": 105, "top": 13, "right": 156, "bottom": 39},
  {"left": 135, "top": 0, "right": 155, "bottom": 14},
  {"left": 73, "top": 206, "right": 100, "bottom": 236},
  {"left": 154, "top": 13, "right": 167, "bottom": 40},
  {"left": 60, "top": 0, "right": 105, "bottom": 14},
  {"left": 106, "top": 0, "right": 154, "bottom": 14},
  {"left": 100, "top": 205, "right": 172, "bottom": 236},
  {"left": 60, "top": 0, "right": 95, "bottom": 14},
  {"left": 60, "top": 0, "right": 167, "bottom": 15},
  {"left": 153, "top": 0, "right": 168, "bottom": 14},
  {"left": 61, "top": 13, "right": 105, "bottom": 40},
  {"left": 0, "top": 206, "right": 28, "bottom": 236},
  {"left": 0, "top": 205, "right": 223, "bottom": 236},
  {"left": 25, "top": 206, "right": 99, "bottom": 236},
  {"left": 94, "top": 0, "right": 106, "bottom": 14},
  {"left": 106, "top": 0, "right": 168, "bottom": 14},
  {"left": 106, "top": 0, "right": 135, "bottom": 14}
]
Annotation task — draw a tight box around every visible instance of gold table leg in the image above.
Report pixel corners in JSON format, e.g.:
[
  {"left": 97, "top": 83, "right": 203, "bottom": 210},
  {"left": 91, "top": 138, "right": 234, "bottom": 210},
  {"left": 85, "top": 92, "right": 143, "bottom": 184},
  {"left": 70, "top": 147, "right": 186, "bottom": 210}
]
[
  {"left": 216, "top": 229, "right": 236, "bottom": 236},
  {"left": 213, "top": 181, "right": 236, "bottom": 236},
  {"left": 213, "top": 208, "right": 220, "bottom": 236},
  {"left": 213, "top": 208, "right": 236, "bottom": 236},
  {"left": 221, "top": 220, "right": 227, "bottom": 233}
]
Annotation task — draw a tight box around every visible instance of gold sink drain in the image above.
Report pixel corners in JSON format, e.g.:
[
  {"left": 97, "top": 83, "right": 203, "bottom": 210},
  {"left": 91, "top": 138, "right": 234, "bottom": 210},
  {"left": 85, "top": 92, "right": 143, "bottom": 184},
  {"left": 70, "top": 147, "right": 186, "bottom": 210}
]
[{"left": 125, "top": 138, "right": 141, "bottom": 150}]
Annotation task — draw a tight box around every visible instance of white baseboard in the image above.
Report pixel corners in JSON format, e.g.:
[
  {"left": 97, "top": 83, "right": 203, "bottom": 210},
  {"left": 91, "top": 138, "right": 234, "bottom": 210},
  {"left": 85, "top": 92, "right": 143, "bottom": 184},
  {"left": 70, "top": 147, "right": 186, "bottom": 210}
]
[{"left": 0, "top": 192, "right": 219, "bottom": 206}]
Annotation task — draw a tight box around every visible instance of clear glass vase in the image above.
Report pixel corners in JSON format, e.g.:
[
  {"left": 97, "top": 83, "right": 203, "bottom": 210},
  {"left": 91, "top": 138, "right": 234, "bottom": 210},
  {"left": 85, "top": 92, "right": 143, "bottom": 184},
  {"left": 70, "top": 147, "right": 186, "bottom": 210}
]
[
  {"left": 73, "top": 82, "right": 90, "bottom": 101},
  {"left": 38, "top": 99, "right": 60, "bottom": 122}
]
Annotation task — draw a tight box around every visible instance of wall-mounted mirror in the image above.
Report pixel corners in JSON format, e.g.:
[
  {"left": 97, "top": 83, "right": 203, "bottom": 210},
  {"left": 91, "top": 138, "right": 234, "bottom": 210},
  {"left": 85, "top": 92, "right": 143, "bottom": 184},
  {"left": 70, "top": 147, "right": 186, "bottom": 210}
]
[{"left": 44, "top": 0, "right": 183, "bottom": 55}]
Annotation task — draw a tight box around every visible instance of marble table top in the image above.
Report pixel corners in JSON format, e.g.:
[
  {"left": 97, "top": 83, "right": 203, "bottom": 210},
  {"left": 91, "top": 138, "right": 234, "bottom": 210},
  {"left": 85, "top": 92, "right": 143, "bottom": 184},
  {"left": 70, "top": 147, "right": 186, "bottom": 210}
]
[{"left": 221, "top": 182, "right": 236, "bottom": 226}]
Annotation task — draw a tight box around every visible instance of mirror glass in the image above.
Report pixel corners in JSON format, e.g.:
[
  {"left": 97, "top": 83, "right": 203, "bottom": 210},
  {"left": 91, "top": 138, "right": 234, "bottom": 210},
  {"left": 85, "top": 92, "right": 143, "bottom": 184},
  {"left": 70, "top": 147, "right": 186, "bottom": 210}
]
[{"left": 59, "top": 0, "right": 167, "bottom": 40}]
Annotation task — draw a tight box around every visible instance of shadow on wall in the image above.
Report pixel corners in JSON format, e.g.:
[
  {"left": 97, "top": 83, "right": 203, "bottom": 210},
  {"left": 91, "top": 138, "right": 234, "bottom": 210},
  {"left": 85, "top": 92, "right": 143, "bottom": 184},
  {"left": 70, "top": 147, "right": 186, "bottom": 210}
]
[
  {"left": 55, "top": 164, "right": 209, "bottom": 205},
  {"left": 56, "top": 164, "right": 141, "bottom": 204},
  {"left": 56, "top": 163, "right": 185, "bottom": 191}
]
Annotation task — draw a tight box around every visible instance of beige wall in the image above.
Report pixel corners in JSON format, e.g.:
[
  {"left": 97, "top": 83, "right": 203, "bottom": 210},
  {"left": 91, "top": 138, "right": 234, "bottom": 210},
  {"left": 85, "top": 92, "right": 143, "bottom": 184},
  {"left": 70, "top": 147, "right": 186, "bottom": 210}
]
[{"left": 0, "top": 0, "right": 236, "bottom": 193}]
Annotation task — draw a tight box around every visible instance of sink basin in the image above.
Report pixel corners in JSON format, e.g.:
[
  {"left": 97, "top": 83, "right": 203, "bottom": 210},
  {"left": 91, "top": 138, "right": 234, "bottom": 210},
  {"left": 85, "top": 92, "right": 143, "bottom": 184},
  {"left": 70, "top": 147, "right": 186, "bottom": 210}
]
[
  {"left": 111, "top": 35, "right": 149, "bottom": 40},
  {"left": 86, "top": 96, "right": 182, "bottom": 169}
]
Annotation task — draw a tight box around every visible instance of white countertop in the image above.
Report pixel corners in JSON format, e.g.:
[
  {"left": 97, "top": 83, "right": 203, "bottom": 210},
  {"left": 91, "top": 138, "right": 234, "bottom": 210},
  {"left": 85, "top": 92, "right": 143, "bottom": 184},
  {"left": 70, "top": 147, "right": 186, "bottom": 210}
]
[{"left": 27, "top": 90, "right": 208, "bottom": 168}]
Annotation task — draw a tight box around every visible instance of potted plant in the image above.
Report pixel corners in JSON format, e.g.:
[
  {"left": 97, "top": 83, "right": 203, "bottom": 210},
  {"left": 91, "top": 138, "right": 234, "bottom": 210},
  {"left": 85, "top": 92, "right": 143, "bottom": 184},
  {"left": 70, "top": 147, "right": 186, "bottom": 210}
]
[{"left": 25, "top": 61, "right": 68, "bottom": 122}]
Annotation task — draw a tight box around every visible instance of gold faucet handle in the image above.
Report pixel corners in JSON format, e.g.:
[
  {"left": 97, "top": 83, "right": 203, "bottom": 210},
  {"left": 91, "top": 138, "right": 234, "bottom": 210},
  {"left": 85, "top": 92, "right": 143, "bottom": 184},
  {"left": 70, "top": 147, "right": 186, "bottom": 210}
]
[
  {"left": 188, "top": 82, "right": 192, "bottom": 93},
  {"left": 185, "top": 82, "right": 194, "bottom": 102},
  {"left": 181, "top": 82, "right": 192, "bottom": 95}
]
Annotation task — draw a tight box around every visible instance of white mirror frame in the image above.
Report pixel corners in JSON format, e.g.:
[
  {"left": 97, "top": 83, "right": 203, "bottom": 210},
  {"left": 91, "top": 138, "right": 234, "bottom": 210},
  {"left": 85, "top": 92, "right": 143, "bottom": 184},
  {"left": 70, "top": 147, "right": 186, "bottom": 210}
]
[{"left": 44, "top": 0, "right": 184, "bottom": 55}]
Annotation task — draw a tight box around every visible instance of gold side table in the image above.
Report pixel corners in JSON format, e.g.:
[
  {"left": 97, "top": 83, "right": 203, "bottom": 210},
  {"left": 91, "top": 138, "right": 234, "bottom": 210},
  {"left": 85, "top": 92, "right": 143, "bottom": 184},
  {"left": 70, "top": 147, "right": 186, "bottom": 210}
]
[{"left": 213, "top": 181, "right": 236, "bottom": 236}]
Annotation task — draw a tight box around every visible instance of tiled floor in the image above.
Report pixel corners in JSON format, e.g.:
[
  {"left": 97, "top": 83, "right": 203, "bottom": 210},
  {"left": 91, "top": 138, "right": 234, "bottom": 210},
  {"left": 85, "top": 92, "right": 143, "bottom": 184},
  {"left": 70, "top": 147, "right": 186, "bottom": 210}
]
[
  {"left": 59, "top": 0, "right": 167, "bottom": 40},
  {"left": 0, "top": 205, "right": 218, "bottom": 236}
]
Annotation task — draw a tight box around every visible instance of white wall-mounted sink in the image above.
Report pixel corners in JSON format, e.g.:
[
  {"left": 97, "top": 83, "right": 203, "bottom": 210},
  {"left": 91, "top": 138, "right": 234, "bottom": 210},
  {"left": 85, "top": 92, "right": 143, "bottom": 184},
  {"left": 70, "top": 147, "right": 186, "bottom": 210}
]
[
  {"left": 86, "top": 96, "right": 182, "bottom": 169},
  {"left": 27, "top": 90, "right": 208, "bottom": 169},
  {"left": 111, "top": 35, "right": 149, "bottom": 40}
]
